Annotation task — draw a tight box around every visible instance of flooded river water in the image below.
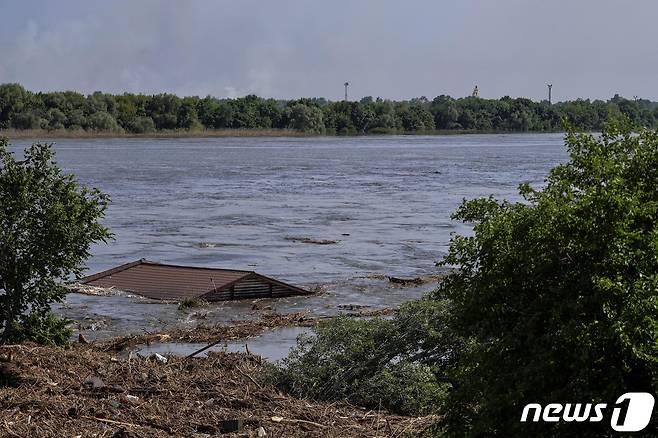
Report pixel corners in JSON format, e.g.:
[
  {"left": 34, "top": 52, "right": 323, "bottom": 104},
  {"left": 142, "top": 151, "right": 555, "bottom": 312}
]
[{"left": 10, "top": 134, "right": 568, "bottom": 344}]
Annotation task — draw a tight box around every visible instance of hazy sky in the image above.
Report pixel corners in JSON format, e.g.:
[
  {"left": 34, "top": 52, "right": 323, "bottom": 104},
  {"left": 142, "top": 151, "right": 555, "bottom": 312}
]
[{"left": 1, "top": 0, "right": 657, "bottom": 101}]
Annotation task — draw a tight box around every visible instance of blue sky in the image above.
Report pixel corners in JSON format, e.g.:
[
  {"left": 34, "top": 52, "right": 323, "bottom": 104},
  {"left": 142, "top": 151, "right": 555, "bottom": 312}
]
[{"left": 1, "top": 0, "right": 657, "bottom": 101}]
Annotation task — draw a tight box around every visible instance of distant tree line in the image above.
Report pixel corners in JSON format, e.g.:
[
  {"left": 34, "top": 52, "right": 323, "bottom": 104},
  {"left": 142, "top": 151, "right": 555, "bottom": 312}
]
[{"left": 1, "top": 83, "right": 657, "bottom": 134}]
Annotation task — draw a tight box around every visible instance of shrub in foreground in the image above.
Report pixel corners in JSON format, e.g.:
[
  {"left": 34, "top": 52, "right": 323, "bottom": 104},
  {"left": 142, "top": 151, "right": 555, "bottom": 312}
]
[
  {"left": 438, "top": 122, "right": 658, "bottom": 436},
  {"left": 0, "top": 138, "right": 110, "bottom": 345},
  {"left": 8, "top": 312, "right": 73, "bottom": 346},
  {"left": 268, "top": 298, "right": 460, "bottom": 416}
]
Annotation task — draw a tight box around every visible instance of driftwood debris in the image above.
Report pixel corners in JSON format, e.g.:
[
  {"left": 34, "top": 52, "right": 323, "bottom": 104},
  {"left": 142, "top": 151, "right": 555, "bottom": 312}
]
[
  {"left": 284, "top": 236, "right": 339, "bottom": 245},
  {"left": 387, "top": 275, "right": 443, "bottom": 286},
  {"left": 0, "top": 344, "right": 437, "bottom": 437},
  {"left": 387, "top": 276, "right": 424, "bottom": 286}
]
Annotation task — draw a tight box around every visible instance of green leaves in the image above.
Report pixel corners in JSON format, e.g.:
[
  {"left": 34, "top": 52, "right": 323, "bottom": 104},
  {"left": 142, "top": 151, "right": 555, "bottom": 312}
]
[
  {"left": 268, "top": 298, "right": 458, "bottom": 416},
  {"left": 286, "top": 104, "right": 324, "bottom": 134},
  {"left": 0, "top": 138, "right": 111, "bottom": 345},
  {"left": 439, "top": 124, "right": 658, "bottom": 436}
]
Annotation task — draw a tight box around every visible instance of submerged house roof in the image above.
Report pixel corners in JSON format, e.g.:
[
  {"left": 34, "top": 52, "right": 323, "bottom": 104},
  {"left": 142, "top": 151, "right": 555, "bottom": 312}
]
[{"left": 81, "top": 259, "right": 309, "bottom": 301}]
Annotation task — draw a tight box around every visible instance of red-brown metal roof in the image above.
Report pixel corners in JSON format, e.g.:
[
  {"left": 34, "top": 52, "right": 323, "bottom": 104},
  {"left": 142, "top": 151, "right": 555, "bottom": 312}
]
[{"left": 81, "top": 259, "right": 308, "bottom": 301}]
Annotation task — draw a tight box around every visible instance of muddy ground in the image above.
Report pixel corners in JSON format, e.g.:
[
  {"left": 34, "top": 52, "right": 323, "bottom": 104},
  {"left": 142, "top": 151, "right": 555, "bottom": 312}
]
[{"left": 0, "top": 343, "right": 436, "bottom": 437}]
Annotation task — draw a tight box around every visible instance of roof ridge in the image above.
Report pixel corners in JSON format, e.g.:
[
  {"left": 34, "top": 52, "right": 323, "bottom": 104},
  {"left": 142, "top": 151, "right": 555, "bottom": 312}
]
[
  {"left": 138, "top": 260, "right": 256, "bottom": 274},
  {"left": 80, "top": 259, "right": 147, "bottom": 283},
  {"left": 80, "top": 259, "right": 310, "bottom": 301},
  {"left": 81, "top": 258, "right": 257, "bottom": 283}
]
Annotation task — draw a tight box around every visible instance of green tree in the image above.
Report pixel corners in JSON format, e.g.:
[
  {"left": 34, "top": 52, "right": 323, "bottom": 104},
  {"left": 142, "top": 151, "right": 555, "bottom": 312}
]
[
  {"left": 322, "top": 101, "right": 357, "bottom": 134},
  {"left": 0, "top": 139, "right": 111, "bottom": 345},
  {"left": 66, "top": 109, "right": 87, "bottom": 130},
  {"left": 214, "top": 101, "right": 236, "bottom": 128},
  {"left": 46, "top": 108, "right": 66, "bottom": 130},
  {"left": 351, "top": 104, "right": 375, "bottom": 133},
  {"left": 4, "top": 83, "right": 658, "bottom": 134},
  {"left": 87, "top": 111, "right": 121, "bottom": 131},
  {"left": 0, "top": 84, "right": 28, "bottom": 129},
  {"left": 198, "top": 96, "right": 221, "bottom": 128},
  {"left": 286, "top": 103, "right": 324, "bottom": 133},
  {"left": 398, "top": 104, "right": 435, "bottom": 131},
  {"left": 130, "top": 116, "right": 156, "bottom": 133},
  {"left": 438, "top": 122, "right": 658, "bottom": 437},
  {"left": 147, "top": 94, "right": 181, "bottom": 129},
  {"left": 367, "top": 98, "right": 400, "bottom": 133},
  {"left": 178, "top": 96, "right": 202, "bottom": 129},
  {"left": 12, "top": 111, "right": 45, "bottom": 130}
]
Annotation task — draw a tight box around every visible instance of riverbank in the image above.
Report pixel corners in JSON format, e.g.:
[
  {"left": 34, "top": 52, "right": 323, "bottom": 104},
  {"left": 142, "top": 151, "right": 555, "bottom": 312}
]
[
  {"left": 1, "top": 127, "right": 564, "bottom": 139},
  {"left": 0, "top": 343, "right": 436, "bottom": 437}
]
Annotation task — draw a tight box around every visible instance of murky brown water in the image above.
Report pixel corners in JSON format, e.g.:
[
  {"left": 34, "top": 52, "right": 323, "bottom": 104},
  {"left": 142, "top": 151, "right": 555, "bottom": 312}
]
[{"left": 10, "top": 134, "right": 568, "bottom": 341}]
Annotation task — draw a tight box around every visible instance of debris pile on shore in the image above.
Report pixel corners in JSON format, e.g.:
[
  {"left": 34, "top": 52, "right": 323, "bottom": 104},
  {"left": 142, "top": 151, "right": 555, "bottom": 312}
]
[
  {"left": 100, "top": 308, "right": 398, "bottom": 352},
  {"left": 0, "top": 344, "right": 436, "bottom": 437}
]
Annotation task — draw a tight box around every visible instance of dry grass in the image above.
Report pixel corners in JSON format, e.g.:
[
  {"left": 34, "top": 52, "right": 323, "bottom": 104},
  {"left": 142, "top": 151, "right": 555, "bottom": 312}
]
[
  {"left": 0, "top": 128, "right": 309, "bottom": 139},
  {"left": 0, "top": 344, "right": 436, "bottom": 437},
  {"left": 0, "top": 128, "right": 526, "bottom": 140}
]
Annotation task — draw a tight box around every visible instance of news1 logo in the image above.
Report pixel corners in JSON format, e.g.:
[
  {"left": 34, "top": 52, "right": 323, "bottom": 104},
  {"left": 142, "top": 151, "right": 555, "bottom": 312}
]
[{"left": 520, "top": 392, "right": 655, "bottom": 432}]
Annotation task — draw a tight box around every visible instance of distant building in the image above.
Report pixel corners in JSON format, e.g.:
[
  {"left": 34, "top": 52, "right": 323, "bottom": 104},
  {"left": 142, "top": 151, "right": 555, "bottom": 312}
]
[{"left": 472, "top": 85, "right": 480, "bottom": 98}]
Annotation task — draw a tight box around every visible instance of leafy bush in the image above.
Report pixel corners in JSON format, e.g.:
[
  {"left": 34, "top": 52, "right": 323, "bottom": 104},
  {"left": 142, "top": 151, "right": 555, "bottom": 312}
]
[
  {"left": 398, "top": 104, "right": 435, "bottom": 131},
  {"left": 355, "top": 361, "right": 448, "bottom": 416},
  {"left": 129, "top": 116, "right": 156, "bottom": 133},
  {"left": 87, "top": 111, "right": 121, "bottom": 131},
  {"left": 9, "top": 312, "right": 73, "bottom": 346},
  {"left": 438, "top": 122, "right": 658, "bottom": 436},
  {"left": 268, "top": 298, "right": 458, "bottom": 415},
  {"left": 286, "top": 104, "right": 324, "bottom": 134},
  {"left": 11, "top": 111, "right": 45, "bottom": 130}
]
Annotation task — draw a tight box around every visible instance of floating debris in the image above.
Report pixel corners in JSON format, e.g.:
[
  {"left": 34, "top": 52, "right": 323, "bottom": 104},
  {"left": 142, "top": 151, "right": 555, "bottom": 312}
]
[
  {"left": 285, "top": 236, "right": 339, "bottom": 245},
  {"left": 353, "top": 273, "right": 443, "bottom": 286},
  {"left": 67, "top": 283, "right": 117, "bottom": 296},
  {"left": 194, "top": 242, "right": 232, "bottom": 249},
  {"left": 388, "top": 276, "right": 424, "bottom": 286},
  {"left": 337, "top": 304, "right": 369, "bottom": 311},
  {"left": 177, "top": 297, "right": 209, "bottom": 311},
  {"left": 387, "top": 275, "right": 443, "bottom": 286}
]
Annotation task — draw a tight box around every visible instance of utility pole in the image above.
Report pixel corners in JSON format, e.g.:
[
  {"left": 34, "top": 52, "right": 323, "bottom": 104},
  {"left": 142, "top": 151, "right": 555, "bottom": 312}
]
[
  {"left": 344, "top": 82, "right": 349, "bottom": 102},
  {"left": 547, "top": 84, "right": 553, "bottom": 105}
]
